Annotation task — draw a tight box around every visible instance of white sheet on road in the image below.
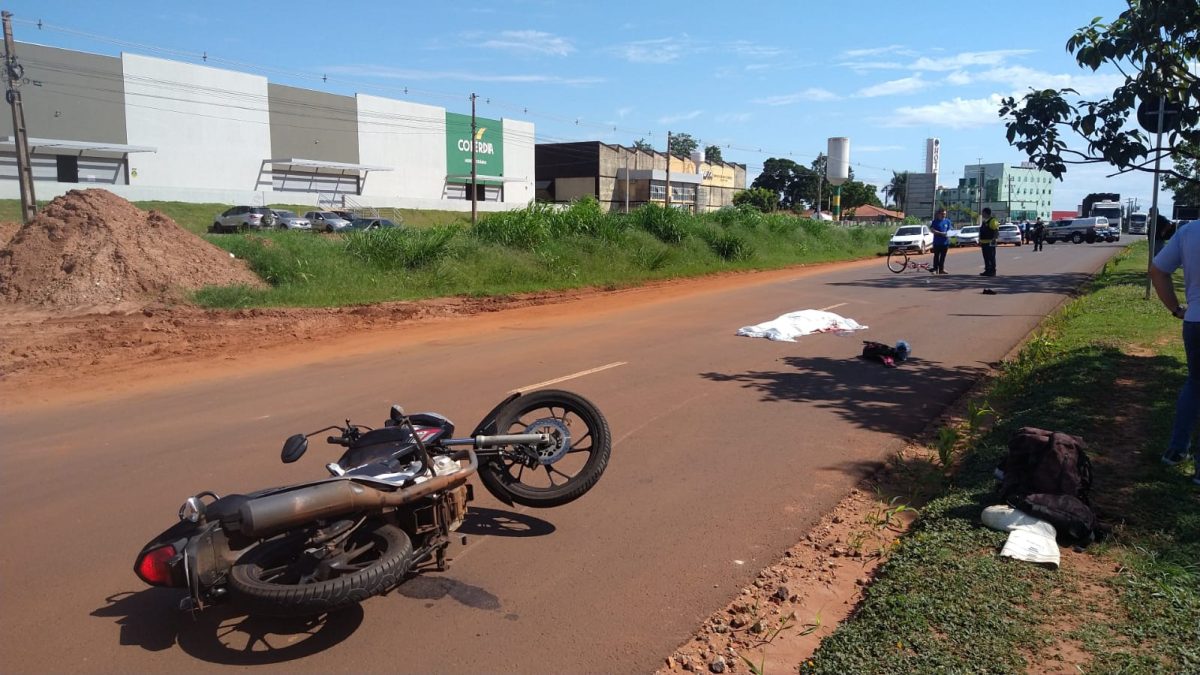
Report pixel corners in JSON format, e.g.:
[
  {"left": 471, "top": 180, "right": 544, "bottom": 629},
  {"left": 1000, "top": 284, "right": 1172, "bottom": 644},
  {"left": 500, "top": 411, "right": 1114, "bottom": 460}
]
[{"left": 736, "top": 310, "right": 868, "bottom": 342}]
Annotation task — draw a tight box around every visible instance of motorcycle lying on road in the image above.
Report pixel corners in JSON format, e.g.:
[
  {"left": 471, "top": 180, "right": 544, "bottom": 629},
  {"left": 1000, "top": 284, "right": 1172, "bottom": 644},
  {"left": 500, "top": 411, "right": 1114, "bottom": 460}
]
[{"left": 134, "top": 389, "right": 610, "bottom": 616}]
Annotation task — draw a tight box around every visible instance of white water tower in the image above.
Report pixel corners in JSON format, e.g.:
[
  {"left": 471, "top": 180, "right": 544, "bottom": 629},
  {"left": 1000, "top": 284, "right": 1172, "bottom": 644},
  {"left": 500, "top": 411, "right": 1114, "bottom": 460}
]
[{"left": 827, "top": 137, "right": 850, "bottom": 218}]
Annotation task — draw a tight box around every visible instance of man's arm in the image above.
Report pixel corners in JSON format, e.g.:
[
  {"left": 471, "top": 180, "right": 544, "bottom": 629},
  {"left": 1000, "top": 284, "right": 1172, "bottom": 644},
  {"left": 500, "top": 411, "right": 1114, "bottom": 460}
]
[{"left": 1150, "top": 264, "right": 1182, "bottom": 316}]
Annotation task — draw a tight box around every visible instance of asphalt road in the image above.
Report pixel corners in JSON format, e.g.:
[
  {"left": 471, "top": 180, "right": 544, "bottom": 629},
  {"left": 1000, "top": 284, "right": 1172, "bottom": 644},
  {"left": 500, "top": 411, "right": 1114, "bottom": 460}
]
[{"left": 0, "top": 240, "right": 1125, "bottom": 673}]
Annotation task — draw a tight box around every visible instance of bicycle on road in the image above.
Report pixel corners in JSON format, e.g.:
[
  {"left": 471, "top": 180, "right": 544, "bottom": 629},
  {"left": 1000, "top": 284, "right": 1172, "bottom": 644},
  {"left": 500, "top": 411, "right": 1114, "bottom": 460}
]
[{"left": 886, "top": 249, "right": 935, "bottom": 274}]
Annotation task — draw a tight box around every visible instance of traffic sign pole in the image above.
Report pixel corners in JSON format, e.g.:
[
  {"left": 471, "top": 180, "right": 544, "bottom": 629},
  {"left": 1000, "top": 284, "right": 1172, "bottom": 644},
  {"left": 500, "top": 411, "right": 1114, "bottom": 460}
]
[{"left": 1146, "top": 97, "right": 1165, "bottom": 300}]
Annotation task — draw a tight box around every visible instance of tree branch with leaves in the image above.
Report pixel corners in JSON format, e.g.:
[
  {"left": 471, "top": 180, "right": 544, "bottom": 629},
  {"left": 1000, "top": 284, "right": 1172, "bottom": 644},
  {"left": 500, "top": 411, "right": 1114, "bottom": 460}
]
[{"left": 999, "top": 1, "right": 1199, "bottom": 187}]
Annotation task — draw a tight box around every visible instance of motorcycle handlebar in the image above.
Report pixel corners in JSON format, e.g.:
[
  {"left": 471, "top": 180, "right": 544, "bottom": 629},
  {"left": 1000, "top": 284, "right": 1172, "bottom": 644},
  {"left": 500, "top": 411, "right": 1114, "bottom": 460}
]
[{"left": 327, "top": 435, "right": 350, "bottom": 446}]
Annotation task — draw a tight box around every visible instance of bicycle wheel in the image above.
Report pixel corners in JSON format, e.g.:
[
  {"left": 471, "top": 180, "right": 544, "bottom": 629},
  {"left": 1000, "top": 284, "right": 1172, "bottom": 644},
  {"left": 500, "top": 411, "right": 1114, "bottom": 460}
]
[{"left": 886, "top": 249, "right": 909, "bottom": 273}]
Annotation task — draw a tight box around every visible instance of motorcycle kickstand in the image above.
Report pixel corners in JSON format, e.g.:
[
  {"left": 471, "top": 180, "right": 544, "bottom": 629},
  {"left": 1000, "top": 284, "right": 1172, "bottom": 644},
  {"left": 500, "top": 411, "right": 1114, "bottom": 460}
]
[{"left": 435, "top": 543, "right": 449, "bottom": 572}]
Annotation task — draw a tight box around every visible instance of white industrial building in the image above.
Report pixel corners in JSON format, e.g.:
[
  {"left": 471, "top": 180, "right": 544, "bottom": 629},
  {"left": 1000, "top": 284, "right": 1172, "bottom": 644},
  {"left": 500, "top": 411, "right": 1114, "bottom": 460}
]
[{"left": 1, "top": 42, "right": 534, "bottom": 211}]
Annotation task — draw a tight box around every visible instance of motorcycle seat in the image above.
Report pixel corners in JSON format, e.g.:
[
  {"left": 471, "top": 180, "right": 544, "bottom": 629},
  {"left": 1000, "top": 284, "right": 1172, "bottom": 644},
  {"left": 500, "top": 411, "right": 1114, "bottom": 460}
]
[{"left": 206, "top": 494, "right": 249, "bottom": 525}]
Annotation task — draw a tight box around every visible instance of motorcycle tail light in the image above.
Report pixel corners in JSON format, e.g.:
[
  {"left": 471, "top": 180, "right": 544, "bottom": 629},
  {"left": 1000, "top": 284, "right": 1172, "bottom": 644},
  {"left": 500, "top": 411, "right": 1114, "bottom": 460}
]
[{"left": 135, "top": 545, "right": 177, "bottom": 586}]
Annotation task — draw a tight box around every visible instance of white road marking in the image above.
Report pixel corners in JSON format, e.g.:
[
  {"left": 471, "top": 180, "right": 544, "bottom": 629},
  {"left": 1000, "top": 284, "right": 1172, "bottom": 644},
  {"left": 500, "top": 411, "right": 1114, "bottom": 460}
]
[
  {"left": 819, "top": 302, "right": 847, "bottom": 311},
  {"left": 511, "top": 362, "right": 628, "bottom": 393}
]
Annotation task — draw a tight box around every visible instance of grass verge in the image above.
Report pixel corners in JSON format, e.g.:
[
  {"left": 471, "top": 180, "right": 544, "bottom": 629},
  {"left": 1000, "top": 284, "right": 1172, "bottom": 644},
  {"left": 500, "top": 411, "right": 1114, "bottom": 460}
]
[
  {"left": 801, "top": 242, "right": 1200, "bottom": 674},
  {"left": 2, "top": 197, "right": 897, "bottom": 309}
]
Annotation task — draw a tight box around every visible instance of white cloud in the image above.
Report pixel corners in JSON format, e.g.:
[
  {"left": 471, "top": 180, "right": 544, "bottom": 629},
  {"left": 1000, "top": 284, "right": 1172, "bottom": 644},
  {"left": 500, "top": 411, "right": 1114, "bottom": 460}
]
[
  {"left": 946, "top": 70, "right": 972, "bottom": 86},
  {"left": 843, "top": 48, "right": 1033, "bottom": 73},
  {"left": 716, "top": 112, "right": 752, "bottom": 124},
  {"left": 616, "top": 106, "right": 633, "bottom": 119},
  {"left": 974, "top": 66, "right": 1125, "bottom": 97},
  {"left": 857, "top": 75, "right": 930, "bottom": 98},
  {"left": 727, "top": 41, "right": 786, "bottom": 59},
  {"left": 481, "top": 30, "right": 574, "bottom": 56},
  {"left": 326, "top": 65, "right": 602, "bottom": 85},
  {"left": 842, "top": 45, "right": 916, "bottom": 58},
  {"left": 607, "top": 36, "right": 695, "bottom": 64},
  {"left": 838, "top": 60, "right": 906, "bottom": 72},
  {"left": 857, "top": 145, "right": 905, "bottom": 153},
  {"left": 753, "top": 88, "right": 839, "bottom": 106},
  {"left": 658, "top": 109, "right": 703, "bottom": 124},
  {"left": 910, "top": 49, "right": 1034, "bottom": 72},
  {"left": 881, "top": 94, "right": 1008, "bottom": 129}
]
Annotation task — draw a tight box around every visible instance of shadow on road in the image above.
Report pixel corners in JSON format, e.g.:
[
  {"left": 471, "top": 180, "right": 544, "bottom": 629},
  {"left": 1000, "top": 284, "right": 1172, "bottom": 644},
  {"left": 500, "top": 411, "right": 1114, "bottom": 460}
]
[
  {"left": 92, "top": 588, "right": 363, "bottom": 665},
  {"left": 457, "top": 506, "right": 556, "bottom": 538},
  {"left": 702, "top": 355, "right": 989, "bottom": 437},
  {"left": 829, "top": 269, "right": 1094, "bottom": 295}
]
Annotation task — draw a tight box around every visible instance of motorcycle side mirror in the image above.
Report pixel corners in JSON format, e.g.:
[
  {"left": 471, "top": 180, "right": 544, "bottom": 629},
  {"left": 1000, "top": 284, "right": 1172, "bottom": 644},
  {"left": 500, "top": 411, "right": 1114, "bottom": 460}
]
[
  {"left": 281, "top": 434, "right": 308, "bottom": 464},
  {"left": 390, "top": 405, "right": 406, "bottom": 423}
]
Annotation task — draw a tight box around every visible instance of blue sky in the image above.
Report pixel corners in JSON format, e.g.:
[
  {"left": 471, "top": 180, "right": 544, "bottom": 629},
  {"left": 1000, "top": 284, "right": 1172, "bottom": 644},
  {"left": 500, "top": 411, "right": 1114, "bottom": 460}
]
[{"left": 9, "top": 0, "right": 1176, "bottom": 214}]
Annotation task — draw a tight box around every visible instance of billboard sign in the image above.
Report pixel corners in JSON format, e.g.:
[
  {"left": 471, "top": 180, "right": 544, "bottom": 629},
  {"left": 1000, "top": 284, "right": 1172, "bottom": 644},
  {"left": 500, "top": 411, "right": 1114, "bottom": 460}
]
[{"left": 446, "top": 112, "right": 504, "bottom": 184}]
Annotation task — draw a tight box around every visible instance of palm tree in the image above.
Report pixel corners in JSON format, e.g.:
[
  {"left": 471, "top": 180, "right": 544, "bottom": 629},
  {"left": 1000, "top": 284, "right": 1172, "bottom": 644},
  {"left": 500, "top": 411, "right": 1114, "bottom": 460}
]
[{"left": 884, "top": 171, "right": 909, "bottom": 213}]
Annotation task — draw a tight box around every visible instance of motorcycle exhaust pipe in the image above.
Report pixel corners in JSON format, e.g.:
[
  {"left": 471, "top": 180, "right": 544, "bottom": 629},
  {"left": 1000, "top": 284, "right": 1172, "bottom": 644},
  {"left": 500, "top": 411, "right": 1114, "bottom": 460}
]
[{"left": 238, "top": 451, "right": 477, "bottom": 538}]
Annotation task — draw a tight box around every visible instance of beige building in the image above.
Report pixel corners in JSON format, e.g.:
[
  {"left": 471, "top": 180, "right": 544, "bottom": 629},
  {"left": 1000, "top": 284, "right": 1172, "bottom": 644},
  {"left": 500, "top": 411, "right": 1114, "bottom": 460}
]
[{"left": 535, "top": 142, "right": 746, "bottom": 213}]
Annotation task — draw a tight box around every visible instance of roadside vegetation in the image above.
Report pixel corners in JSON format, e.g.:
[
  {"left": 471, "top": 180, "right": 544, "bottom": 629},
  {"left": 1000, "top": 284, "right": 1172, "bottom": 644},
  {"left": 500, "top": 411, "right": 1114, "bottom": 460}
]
[
  {"left": 3, "top": 196, "right": 894, "bottom": 309},
  {"left": 801, "top": 242, "right": 1199, "bottom": 673}
]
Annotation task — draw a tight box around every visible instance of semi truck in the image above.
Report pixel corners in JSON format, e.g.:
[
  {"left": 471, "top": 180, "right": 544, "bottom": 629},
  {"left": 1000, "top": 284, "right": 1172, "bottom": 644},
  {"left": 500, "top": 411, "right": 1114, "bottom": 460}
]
[
  {"left": 1079, "top": 193, "right": 1122, "bottom": 239},
  {"left": 1128, "top": 212, "right": 1147, "bottom": 235}
]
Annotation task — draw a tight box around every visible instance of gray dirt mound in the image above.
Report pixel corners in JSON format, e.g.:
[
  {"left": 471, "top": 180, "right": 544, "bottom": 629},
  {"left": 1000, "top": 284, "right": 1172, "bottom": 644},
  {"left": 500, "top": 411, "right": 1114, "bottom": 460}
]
[{"left": 0, "top": 189, "right": 265, "bottom": 307}]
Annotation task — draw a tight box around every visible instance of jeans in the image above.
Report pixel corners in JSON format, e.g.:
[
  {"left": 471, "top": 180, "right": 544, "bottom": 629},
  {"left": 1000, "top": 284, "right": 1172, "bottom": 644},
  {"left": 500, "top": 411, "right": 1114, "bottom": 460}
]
[
  {"left": 981, "top": 243, "right": 996, "bottom": 274},
  {"left": 1033, "top": 237, "right": 1043, "bottom": 251},
  {"left": 1168, "top": 320, "right": 1200, "bottom": 455},
  {"left": 932, "top": 245, "right": 948, "bottom": 272}
]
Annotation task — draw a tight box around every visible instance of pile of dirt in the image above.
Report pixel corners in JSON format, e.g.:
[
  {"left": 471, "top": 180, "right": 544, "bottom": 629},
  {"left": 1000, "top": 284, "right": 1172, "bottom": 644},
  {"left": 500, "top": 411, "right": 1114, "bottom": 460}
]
[
  {"left": 0, "top": 221, "right": 18, "bottom": 249},
  {"left": 0, "top": 189, "right": 264, "bottom": 308}
]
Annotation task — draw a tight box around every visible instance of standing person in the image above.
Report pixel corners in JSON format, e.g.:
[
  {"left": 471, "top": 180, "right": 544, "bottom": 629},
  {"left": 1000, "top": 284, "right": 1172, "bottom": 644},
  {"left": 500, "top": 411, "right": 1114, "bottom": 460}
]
[
  {"left": 930, "top": 208, "right": 952, "bottom": 274},
  {"left": 978, "top": 207, "right": 999, "bottom": 276},
  {"left": 1150, "top": 218, "right": 1200, "bottom": 485},
  {"left": 1032, "top": 218, "right": 1046, "bottom": 251}
]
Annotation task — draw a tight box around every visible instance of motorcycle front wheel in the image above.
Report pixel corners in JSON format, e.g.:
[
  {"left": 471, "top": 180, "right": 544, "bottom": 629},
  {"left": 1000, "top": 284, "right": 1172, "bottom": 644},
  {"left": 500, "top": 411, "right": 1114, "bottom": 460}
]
[
  {"left": 478, "top": 389, "right": 612, "bottom": 508},
  {"left": 228, "top": 520, "right": 413, "bottom": 616}
]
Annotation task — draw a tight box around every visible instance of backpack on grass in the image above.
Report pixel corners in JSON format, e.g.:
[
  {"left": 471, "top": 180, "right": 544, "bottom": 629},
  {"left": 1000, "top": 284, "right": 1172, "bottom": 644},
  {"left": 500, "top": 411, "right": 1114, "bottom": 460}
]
[{"left": 997, "top": 427, "right": 1101, "bottom": 545}]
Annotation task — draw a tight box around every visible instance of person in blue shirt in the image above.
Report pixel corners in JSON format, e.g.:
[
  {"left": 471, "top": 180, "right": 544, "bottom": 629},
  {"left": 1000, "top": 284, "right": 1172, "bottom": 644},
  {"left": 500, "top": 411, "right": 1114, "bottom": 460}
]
[
  {"left": 929, "top": 208, "right": 952, "bottom": 274},
  {"left": 1150, "top": 218, "right": 1200, "bottom": 485}
]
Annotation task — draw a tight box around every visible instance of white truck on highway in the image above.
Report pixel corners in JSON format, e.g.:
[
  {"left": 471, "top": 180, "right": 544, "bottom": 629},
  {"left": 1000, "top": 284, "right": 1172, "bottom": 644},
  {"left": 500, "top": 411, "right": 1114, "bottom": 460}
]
[{"left": 1128, "top": 212, "right": 1148, "bottom": 235}]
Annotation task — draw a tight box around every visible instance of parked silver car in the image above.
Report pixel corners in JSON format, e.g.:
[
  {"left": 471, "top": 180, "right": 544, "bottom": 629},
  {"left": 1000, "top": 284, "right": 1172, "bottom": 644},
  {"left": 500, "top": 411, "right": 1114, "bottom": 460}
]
[
  {"left": 304, "top": 211, "right": 353, "bottom": 233},
  {"left": 210, "top": 206, "right": 275, "bottom": 233},
  {"left": 270, "top": 209, "right": 311, "bottom": 230}
]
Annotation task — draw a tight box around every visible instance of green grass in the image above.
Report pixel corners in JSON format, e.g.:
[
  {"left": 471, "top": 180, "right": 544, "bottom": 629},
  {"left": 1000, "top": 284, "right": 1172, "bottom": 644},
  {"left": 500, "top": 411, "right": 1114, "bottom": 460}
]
[
  {"left": 802, "top": 242, "right": 1200, "bottom": 674},
  {"left": 7, "top": 196, "right": 895, "bottom": 309}
]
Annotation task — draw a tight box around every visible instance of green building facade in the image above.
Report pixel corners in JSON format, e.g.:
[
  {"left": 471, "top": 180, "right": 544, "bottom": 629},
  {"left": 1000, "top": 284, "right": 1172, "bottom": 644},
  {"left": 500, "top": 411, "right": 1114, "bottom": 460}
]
[{"left": 936, "top": 162, "right": 1053, "bottom": 224}]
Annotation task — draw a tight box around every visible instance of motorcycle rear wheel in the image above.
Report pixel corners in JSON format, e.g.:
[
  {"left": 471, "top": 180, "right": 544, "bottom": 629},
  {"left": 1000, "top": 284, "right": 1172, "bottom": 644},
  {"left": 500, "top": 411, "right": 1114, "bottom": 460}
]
[
  {"left": 479, "top": 389, "right": 612, "bottom": 508},
  {"left": 228, "top": 520, "right": 412, "bottom": 616}
]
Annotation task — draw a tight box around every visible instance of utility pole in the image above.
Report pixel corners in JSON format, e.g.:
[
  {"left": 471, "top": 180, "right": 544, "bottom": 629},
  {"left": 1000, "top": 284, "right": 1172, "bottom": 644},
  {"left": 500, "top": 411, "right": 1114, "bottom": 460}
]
[
  {"left": 977, "top": 160, "right": 985, "bottom": 225},
  {"left": 469, "top": 93, "right": 478, "bottom": 227},
  {"left": 665, "top": 131, "right": 672, "bottom": 209},
  {"left": 624, "top": 148, "right": 630, "bottom": 214},
  {"left": 1146, "top": 96, "right": 1166, "bottom": 300},
  {"left": 3, "top": 12, "right": 35, "bottom": 223}
]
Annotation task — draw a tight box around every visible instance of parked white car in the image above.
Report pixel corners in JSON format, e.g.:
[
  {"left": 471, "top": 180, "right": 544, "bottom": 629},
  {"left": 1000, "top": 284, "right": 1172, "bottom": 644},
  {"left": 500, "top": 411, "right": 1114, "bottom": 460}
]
[
  {"left": 210, "top": 205, "right": 275, "bottom": 233},
  {"left": 888, "top": 225, "right": 934, "bottom": 254},
  {"left": 997, "top": 223, "right": 1023, "bottom": 246},
  {"left": 304, "top": 211, "right": 354, "bottom": 233},
  {"left": 956, "top": 225, "right": 981, "bottom": 246}
]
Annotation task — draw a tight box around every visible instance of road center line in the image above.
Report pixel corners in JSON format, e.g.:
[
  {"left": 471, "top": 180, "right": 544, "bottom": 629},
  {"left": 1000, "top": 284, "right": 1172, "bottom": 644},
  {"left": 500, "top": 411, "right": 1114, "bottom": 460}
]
[
  {"left": 819, "top": 302, "right": 847, "bottom": 311},
  {"left": 511, "top": 361, "right": 628, "bottom": 393}
]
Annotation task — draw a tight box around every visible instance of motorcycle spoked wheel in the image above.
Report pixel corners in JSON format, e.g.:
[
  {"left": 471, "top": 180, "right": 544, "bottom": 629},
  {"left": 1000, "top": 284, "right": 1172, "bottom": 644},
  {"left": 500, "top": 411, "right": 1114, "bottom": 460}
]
[
  {"left": 478, "top": 389, "right": 612, "bottom": 508},
  {"left": 228, "top": 520, "right": 413, "bottom": 616}
]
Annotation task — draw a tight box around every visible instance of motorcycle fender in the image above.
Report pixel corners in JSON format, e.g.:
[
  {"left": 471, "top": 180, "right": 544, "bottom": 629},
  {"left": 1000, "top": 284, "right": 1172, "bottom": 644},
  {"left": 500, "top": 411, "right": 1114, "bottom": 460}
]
[
  {"left": 185, "top": 523, "right": 236, "bottom": 604},
  {"left": 470, "top": 392, "right": 521, "bottom": 437}
]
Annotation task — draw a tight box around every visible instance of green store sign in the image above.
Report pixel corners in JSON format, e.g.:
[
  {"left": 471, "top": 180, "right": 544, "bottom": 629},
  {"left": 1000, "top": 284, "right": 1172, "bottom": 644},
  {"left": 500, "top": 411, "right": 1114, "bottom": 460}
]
[{"left": 446, "top": 112, "right": 504, "bottom": 185}]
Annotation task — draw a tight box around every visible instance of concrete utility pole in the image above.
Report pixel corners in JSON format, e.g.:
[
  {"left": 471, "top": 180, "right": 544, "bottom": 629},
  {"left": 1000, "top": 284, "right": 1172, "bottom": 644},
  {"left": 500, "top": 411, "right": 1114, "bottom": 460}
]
[
  {"left": 470, "top": 93, "right": 478, "bottom": 227},
  {"left": 665, "top": 131, "right": 672, "bottom": 209},
  {"left": 624, "top": 149, "right": 630, "bottom": 214},
  {"left": 977, "top": 160, "right": 985, "bottom": 225},
  {"left": 3, "top": 11, "right": 36, "bottom": 223}
]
